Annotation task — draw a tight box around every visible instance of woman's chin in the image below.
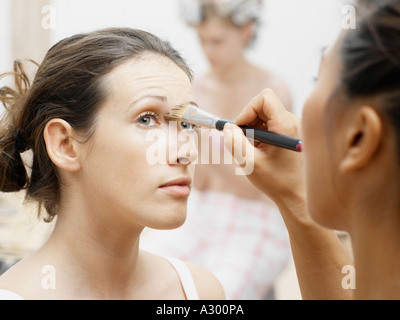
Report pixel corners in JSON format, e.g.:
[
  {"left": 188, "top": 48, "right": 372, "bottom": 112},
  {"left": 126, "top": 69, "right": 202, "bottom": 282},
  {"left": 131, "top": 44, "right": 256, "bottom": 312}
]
[{"left": 151, "top": 208, "right": 188, "bottom": 230}]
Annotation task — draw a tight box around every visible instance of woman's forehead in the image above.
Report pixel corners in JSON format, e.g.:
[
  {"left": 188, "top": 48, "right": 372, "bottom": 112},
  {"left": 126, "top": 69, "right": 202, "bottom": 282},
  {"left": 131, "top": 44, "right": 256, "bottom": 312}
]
[{"left": 102, "top": 56, "right": 194, "bottom": 108}]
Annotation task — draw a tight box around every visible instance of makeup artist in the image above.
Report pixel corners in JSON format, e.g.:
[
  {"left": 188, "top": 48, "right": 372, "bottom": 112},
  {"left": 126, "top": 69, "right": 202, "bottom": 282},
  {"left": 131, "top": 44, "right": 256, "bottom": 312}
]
[{"left": 224, "top": 0, "right": 400, "bottom": 299}]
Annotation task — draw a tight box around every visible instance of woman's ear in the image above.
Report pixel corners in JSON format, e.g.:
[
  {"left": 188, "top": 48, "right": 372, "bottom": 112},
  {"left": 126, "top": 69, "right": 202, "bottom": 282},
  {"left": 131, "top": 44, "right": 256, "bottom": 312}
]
[
  {"left": 44, "top": 119, "right": 81, "bottom": 172},
  {"left": 340, "top": 106, "right": 382, "bottom": 173}
]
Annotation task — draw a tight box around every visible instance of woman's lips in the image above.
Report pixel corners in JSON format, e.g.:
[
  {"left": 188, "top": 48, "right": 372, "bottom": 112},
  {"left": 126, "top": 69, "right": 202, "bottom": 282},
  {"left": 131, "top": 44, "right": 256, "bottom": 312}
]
[{"left": 159, "top": 178, "right": 192, "bottom": 197}]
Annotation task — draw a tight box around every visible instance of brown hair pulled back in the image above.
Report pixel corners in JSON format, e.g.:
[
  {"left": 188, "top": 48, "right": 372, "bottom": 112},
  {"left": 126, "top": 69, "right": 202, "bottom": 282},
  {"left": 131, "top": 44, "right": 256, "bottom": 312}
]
[{"left": 0, "top": 27, "right": 193, "bottom": 222}]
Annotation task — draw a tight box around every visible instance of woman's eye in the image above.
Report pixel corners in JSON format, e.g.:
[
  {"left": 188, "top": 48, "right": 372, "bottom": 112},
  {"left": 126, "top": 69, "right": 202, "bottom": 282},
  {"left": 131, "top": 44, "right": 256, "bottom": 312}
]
[
  {"left": 180, "top": 121, "right": 198, "bottom": 131},
  {"left": 137, "top": 112, "right": 160, "bottom": 128}
]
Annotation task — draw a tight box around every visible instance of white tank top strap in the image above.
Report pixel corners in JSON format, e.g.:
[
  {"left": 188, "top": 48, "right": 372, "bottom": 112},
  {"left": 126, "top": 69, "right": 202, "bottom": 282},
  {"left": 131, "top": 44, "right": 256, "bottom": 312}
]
[{"left": 163, "top": 256, "right": 199, "bottom": 300}]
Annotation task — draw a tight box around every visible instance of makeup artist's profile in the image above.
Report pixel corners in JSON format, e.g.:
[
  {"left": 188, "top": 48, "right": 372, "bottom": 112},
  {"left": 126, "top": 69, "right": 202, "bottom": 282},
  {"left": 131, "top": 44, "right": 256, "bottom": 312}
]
[
  {"left": 224, "top": 0, "right": 400, "bottom": 299},
  {"left": 0, "top": 28, "right": 225, "bottom": 300}
]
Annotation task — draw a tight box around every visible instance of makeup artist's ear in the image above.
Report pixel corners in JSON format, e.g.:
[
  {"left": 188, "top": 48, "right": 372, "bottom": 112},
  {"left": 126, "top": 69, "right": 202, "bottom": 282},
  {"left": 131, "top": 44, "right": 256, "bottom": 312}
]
[
  {"left": 44, "top": 119, "right": 81, "bottom": 172},
  {"left": 340, "top": 106, "right": 382, "bottom": 173}
]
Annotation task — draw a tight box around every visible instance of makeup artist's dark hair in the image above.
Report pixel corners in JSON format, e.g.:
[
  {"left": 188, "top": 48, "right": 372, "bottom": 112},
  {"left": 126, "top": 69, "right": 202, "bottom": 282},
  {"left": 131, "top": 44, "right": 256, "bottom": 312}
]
[
  {"left": 0, "top": 27, "right": 193, "bottom": 222},
  {"left": 334, "top": 0, "right": 400, "bottom": 156}
]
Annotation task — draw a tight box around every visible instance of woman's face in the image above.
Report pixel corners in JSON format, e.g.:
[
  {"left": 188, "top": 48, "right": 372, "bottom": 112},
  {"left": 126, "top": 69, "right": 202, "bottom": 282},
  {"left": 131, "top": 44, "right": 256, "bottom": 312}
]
[
  {"left": 302, "top": 34, "right": 348, "bottom": 230},
  {"left": 78, "top": 54, "right": 197, "bottom": 230},
  {"left": 196, "top": 17, "right": 249, "bottom": 69}
]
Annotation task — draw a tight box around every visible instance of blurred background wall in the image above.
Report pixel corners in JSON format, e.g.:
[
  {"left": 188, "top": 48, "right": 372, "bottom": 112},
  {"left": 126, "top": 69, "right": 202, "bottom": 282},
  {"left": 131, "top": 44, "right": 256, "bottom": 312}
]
[{"left": 0, "top": 0, "right": 345, "bottom": 116}]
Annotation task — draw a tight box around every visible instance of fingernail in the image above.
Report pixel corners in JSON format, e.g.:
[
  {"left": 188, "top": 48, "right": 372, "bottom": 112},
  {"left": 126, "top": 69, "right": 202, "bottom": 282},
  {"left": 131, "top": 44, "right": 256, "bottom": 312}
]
[{"left": 224, "top": 123, "right": 234, "bottom": 130}]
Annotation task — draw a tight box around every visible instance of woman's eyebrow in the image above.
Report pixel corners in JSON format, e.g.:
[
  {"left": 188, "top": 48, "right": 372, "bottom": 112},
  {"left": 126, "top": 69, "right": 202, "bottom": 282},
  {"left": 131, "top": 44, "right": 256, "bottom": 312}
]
[{"left": 129, "top": 95, "right": 168, "bottom": 108}]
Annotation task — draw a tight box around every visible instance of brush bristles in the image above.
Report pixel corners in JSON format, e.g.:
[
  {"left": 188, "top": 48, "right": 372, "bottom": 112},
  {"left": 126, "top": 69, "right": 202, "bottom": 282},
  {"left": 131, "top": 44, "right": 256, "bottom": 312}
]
[
  {"left": 164, "top": 103, "right": 192, "bottom": 121},
  {"left": 165, "top": 103, "right": 219, "bottom": 128}
]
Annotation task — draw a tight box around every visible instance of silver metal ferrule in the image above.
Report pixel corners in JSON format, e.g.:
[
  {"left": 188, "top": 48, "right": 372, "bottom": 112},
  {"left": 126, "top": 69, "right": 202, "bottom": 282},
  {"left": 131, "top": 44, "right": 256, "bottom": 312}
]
[{"left": 181, "top": 105, "right": 220, "bottom": 128}]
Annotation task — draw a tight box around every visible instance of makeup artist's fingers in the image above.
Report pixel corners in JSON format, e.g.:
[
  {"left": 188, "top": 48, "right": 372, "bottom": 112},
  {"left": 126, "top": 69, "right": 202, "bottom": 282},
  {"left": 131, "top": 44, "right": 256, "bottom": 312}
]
[
  {"left": 223, "top": 123, "right": 256, "bottom": 176},
  {"left": 235, "top": 88, "right": 280, "bottom": 124},
  {"left": 235, "top": 88, "right": 300, "bottom": 138}
]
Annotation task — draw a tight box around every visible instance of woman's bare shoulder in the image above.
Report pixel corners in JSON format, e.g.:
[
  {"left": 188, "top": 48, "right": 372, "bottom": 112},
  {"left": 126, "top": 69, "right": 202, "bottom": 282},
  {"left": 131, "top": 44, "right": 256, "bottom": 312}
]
[
  {"left": 0, "top": 259, "right": 28, "bottom": 298},
  {"left": 141, "top": 250, "right": 225, "bottom": 300}
]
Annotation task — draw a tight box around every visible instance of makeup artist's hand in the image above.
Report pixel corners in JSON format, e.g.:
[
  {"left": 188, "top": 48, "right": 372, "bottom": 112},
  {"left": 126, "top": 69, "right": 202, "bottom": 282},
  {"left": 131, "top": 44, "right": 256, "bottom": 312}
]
[
  {"left": 224, "top": 89, "right": 355, "bottom": 300},
  {"left": 223, "top": 88, "right": 305, "bottom": 210}
]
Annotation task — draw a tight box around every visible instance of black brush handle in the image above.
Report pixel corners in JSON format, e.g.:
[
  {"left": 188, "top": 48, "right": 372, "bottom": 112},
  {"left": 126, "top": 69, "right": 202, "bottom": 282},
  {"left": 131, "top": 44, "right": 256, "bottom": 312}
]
[{"left": 216, "top": 119, "right": 302, "bottom": 152}]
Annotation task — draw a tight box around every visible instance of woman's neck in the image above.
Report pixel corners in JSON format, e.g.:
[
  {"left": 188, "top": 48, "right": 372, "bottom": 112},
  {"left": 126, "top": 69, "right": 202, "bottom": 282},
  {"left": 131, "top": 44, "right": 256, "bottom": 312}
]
[
  {"left": 210, "top": 55, "right": 253, "bottom": 83},
  {"left": 38, "top": 203, "right": 144, "bottom": 299}
]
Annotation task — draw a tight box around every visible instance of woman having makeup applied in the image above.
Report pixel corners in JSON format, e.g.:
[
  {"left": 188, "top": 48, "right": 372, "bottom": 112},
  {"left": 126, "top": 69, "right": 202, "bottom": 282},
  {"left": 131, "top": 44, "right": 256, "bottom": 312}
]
[
  {"left": 0, "top": 28, "right": 224, "bottom": 300},
  {"left": 224, "top": 0, "right": 400, "bottom": 299}
]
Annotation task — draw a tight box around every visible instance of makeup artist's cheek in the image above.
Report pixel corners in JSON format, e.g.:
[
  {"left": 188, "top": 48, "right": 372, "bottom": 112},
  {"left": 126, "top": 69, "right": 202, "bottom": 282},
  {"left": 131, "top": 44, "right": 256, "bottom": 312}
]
[
  {"left": 302, "top": 86, "right": 326, "bottom": 142},
  {"left": 301, "top": 97, "right": 315, "bottom": 145}
]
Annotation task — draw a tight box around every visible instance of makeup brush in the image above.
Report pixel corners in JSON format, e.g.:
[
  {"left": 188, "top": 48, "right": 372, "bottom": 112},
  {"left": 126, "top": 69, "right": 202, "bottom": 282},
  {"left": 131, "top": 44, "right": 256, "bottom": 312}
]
[{"left": 165, "top": 103, "right": 302, "bottom": 152}]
